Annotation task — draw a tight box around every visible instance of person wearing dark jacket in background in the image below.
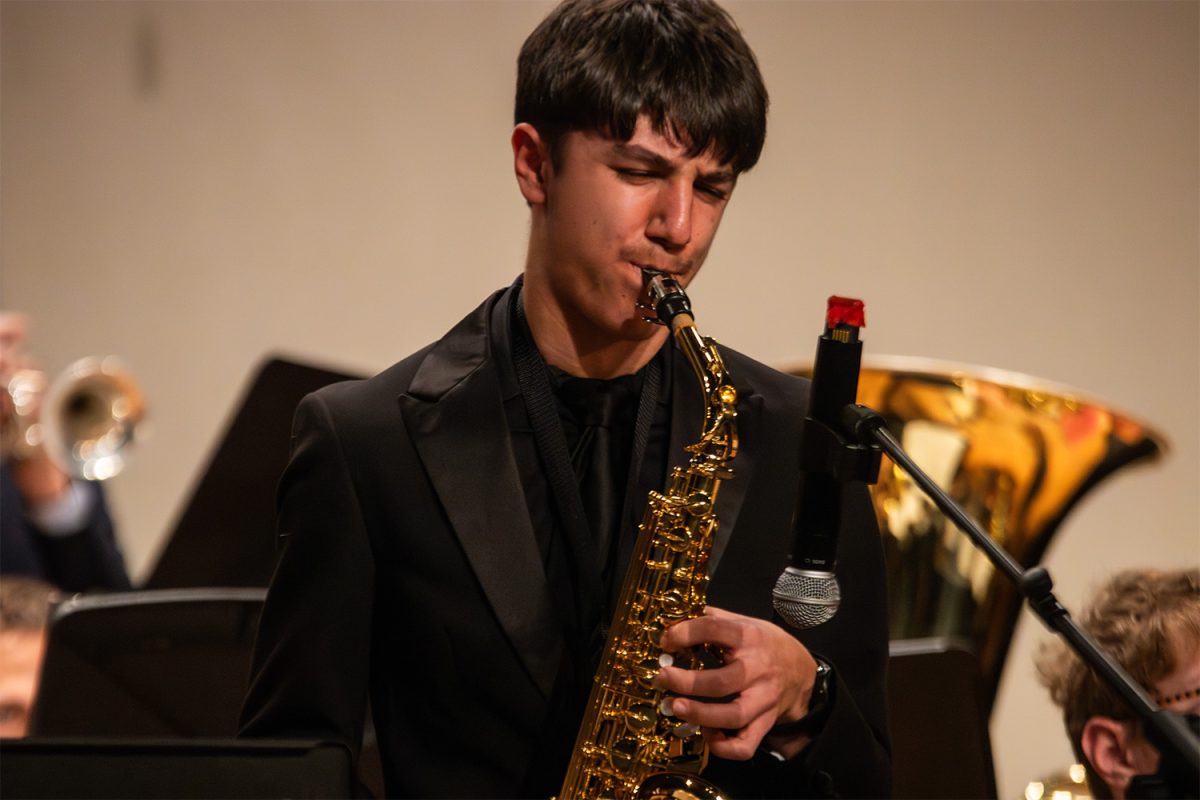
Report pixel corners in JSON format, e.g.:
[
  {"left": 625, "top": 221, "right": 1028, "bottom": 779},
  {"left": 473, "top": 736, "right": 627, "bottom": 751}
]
[{"left": 1, "top": 312, "right": 129, "bottom": 594}]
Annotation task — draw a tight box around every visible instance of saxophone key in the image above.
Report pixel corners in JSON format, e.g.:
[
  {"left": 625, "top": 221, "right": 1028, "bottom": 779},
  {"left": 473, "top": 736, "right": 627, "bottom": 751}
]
[
  {"left": 671, "top": 721, "right": 701, "bottom": 739},
  {"left": 608, "top": 738, "right": 638, "bottom": 772},
  {"left": 656, "top": 590, "right": 689, "bottom": 619},
  {"left": 659, "top": 525, "right": 689, "bottom": 551},
  {"left": 685, "top": 492, "right": 712, "bottom": 515},
  {"left": 645, "top": 545, "right": 672, "bottom": 570},
  {"left": 624, "top": 704, "right": 658, "bottom": 734},
  {"left": 669, "top": 643, "right": 724, "bottom": 672},
  {"left": 672, "top": 561, "right": 697, "bottom": 583},
  {"left": 633, "top": 657, "right": 662, "bottom": 689}
]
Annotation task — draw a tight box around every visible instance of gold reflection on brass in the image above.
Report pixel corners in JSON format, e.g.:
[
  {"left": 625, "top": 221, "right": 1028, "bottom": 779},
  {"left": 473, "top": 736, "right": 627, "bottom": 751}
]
[
  {"left": 788, "top": 356, "right": 1166, "bottom": 704},
  {"left": 1026, "top": 764, "right": 1093, "bottom": 800}
]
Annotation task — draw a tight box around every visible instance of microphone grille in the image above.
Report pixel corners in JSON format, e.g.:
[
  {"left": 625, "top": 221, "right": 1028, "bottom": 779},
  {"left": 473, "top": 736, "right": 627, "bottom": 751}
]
[{"left": 772, "top": 567, "right": 841, "bottom": 630}]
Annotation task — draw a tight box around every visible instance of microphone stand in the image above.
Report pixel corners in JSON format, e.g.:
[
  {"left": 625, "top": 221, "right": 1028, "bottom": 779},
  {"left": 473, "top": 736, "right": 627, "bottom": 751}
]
[{"left": 840, "top": 403, "right": 1200, "bottom": 799}]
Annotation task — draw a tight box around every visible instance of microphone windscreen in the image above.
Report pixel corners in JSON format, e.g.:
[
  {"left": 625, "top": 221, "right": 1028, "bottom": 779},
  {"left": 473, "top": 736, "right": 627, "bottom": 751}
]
[{"left": 772, "top": 567, "right": 841, "bottom": 630}]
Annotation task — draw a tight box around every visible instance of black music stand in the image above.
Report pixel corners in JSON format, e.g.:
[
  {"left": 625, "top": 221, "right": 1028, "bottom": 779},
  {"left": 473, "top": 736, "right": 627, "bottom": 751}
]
[
  {"left": 145, "top": 355, "right": 360, "bottom": 589},
  {"left": 888, "top": 637, "right": 997, "bottom": 799},
  {"left": 0, "top": 738, "right": 353, "bottom": 799},
  {"left": 7, "top": 589, "right": 357, "bottom": 798},
  {"left": 29, "top": 588, "right": 264, "bottom": 737}
]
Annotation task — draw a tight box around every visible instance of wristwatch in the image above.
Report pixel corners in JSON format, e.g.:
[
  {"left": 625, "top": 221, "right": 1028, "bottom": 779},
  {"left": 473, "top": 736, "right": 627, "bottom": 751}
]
[{"left": 770, "top": 656, "right": 834, "bottom": 737}]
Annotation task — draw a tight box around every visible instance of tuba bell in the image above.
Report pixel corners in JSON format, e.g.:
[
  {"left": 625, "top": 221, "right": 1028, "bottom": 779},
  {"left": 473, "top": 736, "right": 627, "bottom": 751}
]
[
  {"left": 3, "top": 356, "right": 146, "bottom": 481},
  {"left": 790, "top": 355, "right": 1166, "bottom": 708}
]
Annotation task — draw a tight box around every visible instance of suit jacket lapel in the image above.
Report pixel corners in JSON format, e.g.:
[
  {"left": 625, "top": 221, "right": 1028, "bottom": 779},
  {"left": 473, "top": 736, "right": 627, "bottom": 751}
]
[
  {"left": 398, "top": 288, "right": 562, "bottom": 700},
  {"left": 667, "top": 342, "right": 763, "bottom": 574}
]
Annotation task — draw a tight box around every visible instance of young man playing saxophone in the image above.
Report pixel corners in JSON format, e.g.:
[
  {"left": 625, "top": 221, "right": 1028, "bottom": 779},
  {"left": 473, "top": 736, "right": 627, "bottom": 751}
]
[{"left": 240, "top": 1, "right": 890, "bottom": 796}]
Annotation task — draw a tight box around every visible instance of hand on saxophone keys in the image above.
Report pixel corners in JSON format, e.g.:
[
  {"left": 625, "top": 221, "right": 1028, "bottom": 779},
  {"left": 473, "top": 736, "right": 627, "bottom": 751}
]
[{"left": 656, "top": 605, "right": 825, "bottom": 761}]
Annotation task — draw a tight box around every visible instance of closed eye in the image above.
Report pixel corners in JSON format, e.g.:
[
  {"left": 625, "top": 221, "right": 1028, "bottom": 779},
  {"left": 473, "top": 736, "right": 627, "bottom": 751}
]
[{"left": 696, "top": 182, "right": 730, "bottom": 201}]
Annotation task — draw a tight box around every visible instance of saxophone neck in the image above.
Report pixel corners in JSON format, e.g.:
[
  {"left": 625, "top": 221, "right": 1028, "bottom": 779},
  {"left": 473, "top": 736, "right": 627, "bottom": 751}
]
[{"left": 640, "top": 271, "right": 738, "bottom": 456}]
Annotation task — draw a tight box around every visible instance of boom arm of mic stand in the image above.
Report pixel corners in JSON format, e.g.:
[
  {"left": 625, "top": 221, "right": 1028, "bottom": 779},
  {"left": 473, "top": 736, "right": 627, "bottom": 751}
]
[{"left": 841, "top": 403, "right": 1200, "bottom": 796}]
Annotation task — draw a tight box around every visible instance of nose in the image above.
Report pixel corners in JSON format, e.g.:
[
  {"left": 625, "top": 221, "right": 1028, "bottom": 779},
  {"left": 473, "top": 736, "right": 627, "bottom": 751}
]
[{"left": 647, "top": 180, "right": 693, "bottom": 252}]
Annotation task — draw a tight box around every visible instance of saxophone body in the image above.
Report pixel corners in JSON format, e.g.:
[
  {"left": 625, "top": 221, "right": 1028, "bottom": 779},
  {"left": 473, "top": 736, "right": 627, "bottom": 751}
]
[{"left": 557, "top": 275, "right": 736, "bottom": 800}]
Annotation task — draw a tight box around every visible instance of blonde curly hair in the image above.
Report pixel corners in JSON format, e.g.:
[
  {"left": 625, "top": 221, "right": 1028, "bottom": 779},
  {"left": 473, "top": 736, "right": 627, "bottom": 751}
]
[
  {"left": 1035, "top": 567, "right": 1200, "bottom": 796},
  {"left": 0, "top": 576, "right": 58, "bottom": 631}
]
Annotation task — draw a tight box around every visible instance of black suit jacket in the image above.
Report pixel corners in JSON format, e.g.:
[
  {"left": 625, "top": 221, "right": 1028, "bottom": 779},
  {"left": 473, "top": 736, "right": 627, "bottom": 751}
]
[
  {"left": 241, "top": 285, "right": 890, "bottom": 798},
  {"left": 1, "top": 464, "right": 130, "bottom": 593}
]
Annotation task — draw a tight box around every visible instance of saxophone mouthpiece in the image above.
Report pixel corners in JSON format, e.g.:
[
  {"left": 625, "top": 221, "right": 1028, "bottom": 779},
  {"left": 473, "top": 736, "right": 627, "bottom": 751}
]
[{"left": 639, "top": 269, "right": 693, "bottom": 330}]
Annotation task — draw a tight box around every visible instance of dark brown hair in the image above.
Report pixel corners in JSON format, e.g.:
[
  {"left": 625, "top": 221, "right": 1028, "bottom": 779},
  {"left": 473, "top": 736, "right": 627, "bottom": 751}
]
[{"left": 515, "top": 0, "right": 768, "bottom": 173}]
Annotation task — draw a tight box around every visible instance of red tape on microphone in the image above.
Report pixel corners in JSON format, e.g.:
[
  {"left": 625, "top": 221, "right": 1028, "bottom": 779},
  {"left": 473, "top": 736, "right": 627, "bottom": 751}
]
[{"left": 826, "top": 296, "right": 865, "bottom": 329}]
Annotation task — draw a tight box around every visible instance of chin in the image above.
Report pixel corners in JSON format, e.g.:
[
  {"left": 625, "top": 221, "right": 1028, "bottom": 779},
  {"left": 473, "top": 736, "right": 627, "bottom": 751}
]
[{"left": 615, "top": 314, "right": 664, "bottom": 342}]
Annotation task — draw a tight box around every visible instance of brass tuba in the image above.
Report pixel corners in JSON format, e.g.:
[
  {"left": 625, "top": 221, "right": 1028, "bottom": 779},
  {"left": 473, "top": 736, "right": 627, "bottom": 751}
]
[
  {"left": 3, "top": 356, "right": 145, "bottom": 481},
  {"left": 790, "top": 355, "right": 1166, "bottom": 707},
  {"left": 557, "top": 273, "right": 734, "bottom": 800}
]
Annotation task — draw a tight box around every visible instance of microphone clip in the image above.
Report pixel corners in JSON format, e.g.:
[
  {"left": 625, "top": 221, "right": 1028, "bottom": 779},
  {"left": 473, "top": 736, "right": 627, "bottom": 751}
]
[{"left": 800, "top": 414, "right": 883, "bottom": 486}]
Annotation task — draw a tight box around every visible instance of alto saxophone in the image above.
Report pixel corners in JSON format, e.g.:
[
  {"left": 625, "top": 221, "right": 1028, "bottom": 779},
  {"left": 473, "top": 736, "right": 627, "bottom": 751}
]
[{"left": 557, "top": 273, "right": 736, "bottom": 800}]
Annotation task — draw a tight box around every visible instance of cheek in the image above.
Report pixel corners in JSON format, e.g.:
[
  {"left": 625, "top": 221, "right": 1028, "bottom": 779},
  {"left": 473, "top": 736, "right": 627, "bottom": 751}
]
[
  {"left": 696, "top": 204, "right": 726, "bottom": 242},
  {"left": 0, "top": 705, "right": 30, "bottom": 738},
  {"left": 0, "top": 684, "right": 36, "bottom": 738},
  {"left": 557, "top": 201, "right": 618, "bottom": 259}
]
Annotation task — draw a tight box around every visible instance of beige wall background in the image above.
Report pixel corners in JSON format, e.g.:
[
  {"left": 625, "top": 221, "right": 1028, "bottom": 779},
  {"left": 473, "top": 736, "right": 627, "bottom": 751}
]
[{"left": 2, "top": 1, "right": 1196, "bottom": 796}]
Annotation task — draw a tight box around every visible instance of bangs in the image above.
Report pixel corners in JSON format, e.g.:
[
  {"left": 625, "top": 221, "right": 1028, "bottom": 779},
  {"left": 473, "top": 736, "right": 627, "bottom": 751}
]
[{"left": 517, "top": 0, "right": 768, "bottom": 173}]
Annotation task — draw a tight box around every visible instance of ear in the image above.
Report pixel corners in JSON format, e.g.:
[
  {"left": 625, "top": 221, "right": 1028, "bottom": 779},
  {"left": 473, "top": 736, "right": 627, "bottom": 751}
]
[
  {"left": 1081, "top": 716, "right": 1139, "bottom": 796},
  {"left": 512, "top": 123, "right": 551, "bottom": 206}
]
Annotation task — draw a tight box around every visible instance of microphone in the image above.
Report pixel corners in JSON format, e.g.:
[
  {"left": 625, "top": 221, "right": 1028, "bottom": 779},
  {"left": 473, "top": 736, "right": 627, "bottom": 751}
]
[{"left": 773, "top": 296, "right": 868, "bottom": 630}]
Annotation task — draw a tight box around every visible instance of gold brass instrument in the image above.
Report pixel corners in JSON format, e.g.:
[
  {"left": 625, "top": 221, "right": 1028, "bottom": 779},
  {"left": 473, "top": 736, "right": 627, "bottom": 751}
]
[
  {"left": 1024, "top": 762, "right": 1093, "bottom": 800},
  {"left": 2, "top": 356, "right": 146, "bottom": 481},
  {"left": 790, "top": 355, "right": 1166, "bottom": 706},
  {"left": 557, "top": 274, "right": 734, "bottom": 800}
]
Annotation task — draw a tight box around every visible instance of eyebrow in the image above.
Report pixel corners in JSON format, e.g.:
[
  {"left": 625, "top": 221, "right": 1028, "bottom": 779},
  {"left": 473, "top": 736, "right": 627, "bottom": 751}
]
[{"left": 611, "top": 142, "right": 737, "bottom": 186}]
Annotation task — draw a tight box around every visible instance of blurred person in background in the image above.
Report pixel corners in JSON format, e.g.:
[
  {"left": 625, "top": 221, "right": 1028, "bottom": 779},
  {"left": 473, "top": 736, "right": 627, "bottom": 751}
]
[
  {"left": 0, "top": 576, "right": 58, "bottom": 737},
  {"left": 1036, "top": 567, "right": 1200, "bottom": 799},
  {"left": 0, "top": 312, "right": 130, "bottom": 592}
]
